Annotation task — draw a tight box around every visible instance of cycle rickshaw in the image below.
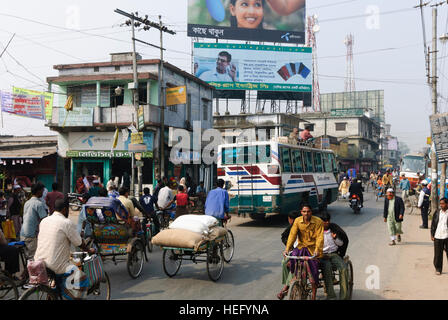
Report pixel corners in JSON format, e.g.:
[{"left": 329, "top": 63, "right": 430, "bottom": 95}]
[
  {"left": 83, "top": 197, "right": 148, "bottom": 279},
  {"left": 160, "top": 230, "right": 227, "bottom": 282},
  {"left": 286, "top": 254, "right": 354, "bottom": 300}
]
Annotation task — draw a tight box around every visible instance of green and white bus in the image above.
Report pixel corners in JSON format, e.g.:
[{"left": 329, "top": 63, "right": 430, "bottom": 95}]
[{"left": 217, "top": 140, "right": 339, "bottom": 220}]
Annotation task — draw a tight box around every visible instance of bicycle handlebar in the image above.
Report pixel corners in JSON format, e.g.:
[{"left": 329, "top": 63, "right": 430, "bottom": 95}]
[{"left": 285, "top": 255, "right": 317, "bottom": 260}]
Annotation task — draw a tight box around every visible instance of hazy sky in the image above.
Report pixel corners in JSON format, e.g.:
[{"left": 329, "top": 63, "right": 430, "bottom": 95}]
[{"left": 0, "top": 0, "right": 442, "bottom": 152}]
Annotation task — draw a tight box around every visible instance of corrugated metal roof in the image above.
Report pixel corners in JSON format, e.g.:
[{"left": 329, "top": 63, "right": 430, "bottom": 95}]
[{"left": 0, "top": 135, "right": 58, "bottom": 159}]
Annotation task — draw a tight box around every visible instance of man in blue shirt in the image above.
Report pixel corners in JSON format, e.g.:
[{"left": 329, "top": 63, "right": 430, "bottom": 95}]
[
  {"left": 399, "top": 174, "right": 411, "bottom": 201},
  {"left": 20, "top": 182, "right": 48, "bottom": 259},
  {"left": 205, "top": 179, "right": 229, "bottom": 221}
]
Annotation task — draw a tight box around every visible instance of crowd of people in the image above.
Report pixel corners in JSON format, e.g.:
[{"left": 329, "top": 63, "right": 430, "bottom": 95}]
[{"left": 0, "top": 173, "right": 230, "bottom": 297}]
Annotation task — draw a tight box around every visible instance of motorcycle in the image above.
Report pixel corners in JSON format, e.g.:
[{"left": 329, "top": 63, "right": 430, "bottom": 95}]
[
  {"left": 68, "top": 193, "right": 84, "bottom": 211},
  {"left": 349, "top": 194, "right": 362, "bottom": 214}
]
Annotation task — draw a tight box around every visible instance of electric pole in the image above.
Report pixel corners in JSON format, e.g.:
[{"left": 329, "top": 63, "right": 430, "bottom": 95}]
[
  {"left": 115, "top": 9, "right": 175, "bottom": 193},
  {"left": 430, "top": 5, "right": 439, "bottom": 216}
]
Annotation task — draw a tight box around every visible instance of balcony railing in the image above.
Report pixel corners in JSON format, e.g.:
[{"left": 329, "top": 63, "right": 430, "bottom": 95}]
[{"left": 47, "top": 104, "right": 161, "bottom": 129}]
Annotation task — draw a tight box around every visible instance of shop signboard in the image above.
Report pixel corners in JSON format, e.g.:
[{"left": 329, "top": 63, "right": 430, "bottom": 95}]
[
  {"left": 430, "top": 112, "right": 448, "bottom": 163},
  {"left": 166, "top": 86, "right": 187, "bottom": 106}
]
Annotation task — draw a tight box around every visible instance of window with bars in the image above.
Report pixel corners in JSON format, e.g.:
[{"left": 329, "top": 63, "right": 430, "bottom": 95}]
[{"left": 335, "top": 122, "right": 347, "bottom": 131}]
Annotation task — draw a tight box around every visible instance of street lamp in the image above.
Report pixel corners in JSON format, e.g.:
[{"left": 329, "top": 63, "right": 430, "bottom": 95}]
[{"left": 440, "top": 33, "right": 448, "bottom": 44}]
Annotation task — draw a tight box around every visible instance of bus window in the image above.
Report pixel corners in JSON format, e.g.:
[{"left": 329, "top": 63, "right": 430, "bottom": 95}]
[
  {"left": 222, "top": 147, "right": 234, "bottom": 165},
  {"left": 222, "top": 145, "right": 272, "bottom": 165},
  {"left": 256, "top": 145, "right": 271, "bottom": 163},
  {"left": 280, "top": 147, "right": 292, "bottom": 173},
  {"left": 314, "top": 152, "right": 323, "bottom": 172},
  {"left": 329, "top": 153, "right": 338, "bottom": 173},
  {"left": 323, "top": 153, "right": 332, "bottom": 172},
  {"left": 291, "top": 149, "right": 304, "bottom": 173},
  {"left": 304, "top": 151, "right": 314, "bottom": 172}
]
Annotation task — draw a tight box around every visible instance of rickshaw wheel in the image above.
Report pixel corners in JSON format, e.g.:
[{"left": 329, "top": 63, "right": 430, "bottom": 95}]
[
  {"left": 207, "top": 242, "right": 224, "bottom": 282},
  {"left": 0, "top": 274, "right": 19, "bottom": 300},
  {"left": 87, "top": 271, "right": 111, "bottom": 300},
  {"left": 222, "top": 230, "right": 234, "bottom": 263},
  {"left": 127, "top": 241, "right": 145, "bottom": 279},
  {"left": 347, "top": 260, "right": 354, "bottom": 300},
  {"left": 162, "top": 249, "right": 182, "bottom": 277}
]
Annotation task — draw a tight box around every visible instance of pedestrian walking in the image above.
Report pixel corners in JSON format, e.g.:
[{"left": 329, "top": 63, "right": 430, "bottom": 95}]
[
  {"left": 418, "top": 180, "right": 430, "bottom": 229},
  {"left": 431, "top": 198, "right": 448, "bottom": 275},
  {"left": 383, "top": 188, "right": 405, "bottom": 246},
  {"left": 399, "top": 174, "right": 411, "bottom": 201}
]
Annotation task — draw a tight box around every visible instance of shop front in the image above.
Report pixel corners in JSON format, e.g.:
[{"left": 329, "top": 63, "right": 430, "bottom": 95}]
[{"left": 59, "top": 131, "right": 154, "bottom": 192}]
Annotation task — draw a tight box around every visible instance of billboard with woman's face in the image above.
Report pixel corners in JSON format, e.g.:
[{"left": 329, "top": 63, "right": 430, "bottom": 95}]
[{"left": 188, "top": 0, "right": 306, "bottom": 44}]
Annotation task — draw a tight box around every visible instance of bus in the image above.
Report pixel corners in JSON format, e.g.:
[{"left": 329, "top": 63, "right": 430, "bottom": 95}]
[
  {"left": 217, "top": 139, "right": 339, "bottom": 220},
  {"left": 399, "top": 153, "right": 427, "bottom": 189}
]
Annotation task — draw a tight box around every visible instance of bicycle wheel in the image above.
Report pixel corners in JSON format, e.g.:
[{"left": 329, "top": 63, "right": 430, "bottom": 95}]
[
  {"left": 347, "top": 260, "right": 354, "bottom": 300},
  {"left": 288, "top": 280, "right": 301, "bottom": 300},
  {"left": 289, "top": 264, "right": 311, "bottom": 300},
  {"left": 207, "top": 242, "right": 224, "bottom": 282},
  {"left": 0, "top": 274, "right": 19, "bottom": 300},
  {"left": 87, "top": 271, "right": 111, "bottom": 300},
  {"left": 19, "top": 285, "right": 57, "bottom": 300},
  {"left": 222, "top": 230, "right": 234, "bottom": 263},
  {"left": 162, "top": 249, "right": 182, "bottom": 277},
  {"left": 127, "top": 241, "right": 145, "bottom": 279}
]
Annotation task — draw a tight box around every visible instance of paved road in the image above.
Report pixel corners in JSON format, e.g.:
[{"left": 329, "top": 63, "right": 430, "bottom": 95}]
[{"left": 91, "top": 190, "right": 400, "bottom": 300}]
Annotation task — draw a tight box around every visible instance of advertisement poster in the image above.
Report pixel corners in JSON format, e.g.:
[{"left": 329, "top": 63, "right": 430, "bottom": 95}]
[
  {"left": 166, "top": 86, "right": 187, "bottom": 106},
  {"left": 194, "top": 43, "right": 312, "bottom": 91},
  {"left": 10, "top": 92, "right": 45, "bottom": 120},
  {"left": 188, "top": 0, "right": 306, "bottom": 43},
  {"left": 58, "top": 107, "right": 94, "bottom": 127},
  {"left": 13, "top": 87, "right": 54, "bottom": 121}
]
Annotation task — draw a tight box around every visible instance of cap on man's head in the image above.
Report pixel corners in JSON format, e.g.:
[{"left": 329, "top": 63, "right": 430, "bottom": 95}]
[
  {"left": 387, "top": 188, "right": 395, "bottom": 193},
  {"left": 422, "top": 180, "right": 428, "bottom": 185}
]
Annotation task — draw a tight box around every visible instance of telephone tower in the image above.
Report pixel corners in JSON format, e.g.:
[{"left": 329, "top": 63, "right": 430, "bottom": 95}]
[
  {"left": 307, "top": 15, "right": 320, "bottom": 112},
  {"left": 344, "top": 34, "right": 355, "bottom": 92}
]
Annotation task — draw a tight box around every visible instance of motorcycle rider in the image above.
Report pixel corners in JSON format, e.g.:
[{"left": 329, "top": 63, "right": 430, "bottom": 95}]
[{"left": 349, "top": 177, "right": 364, "bottom": 208}]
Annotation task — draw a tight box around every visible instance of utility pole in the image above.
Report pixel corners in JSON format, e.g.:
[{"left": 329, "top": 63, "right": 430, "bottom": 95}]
[
  {"left": 115, "top": 9, "right": 175, "bottom": 192},
  {"left": 430, "top": 6, "right": 439, "bottom": 216},
  {"left": 159, "top": 15, "right": 166, "bottom": 180}
]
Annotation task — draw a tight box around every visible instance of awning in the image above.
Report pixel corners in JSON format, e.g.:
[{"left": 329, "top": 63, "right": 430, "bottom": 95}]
[{"left": 0, "top": 146, "right": 57, "bottom": 159}]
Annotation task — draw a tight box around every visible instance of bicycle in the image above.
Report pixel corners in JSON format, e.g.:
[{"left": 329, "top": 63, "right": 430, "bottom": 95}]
[
  {"left": 286, "top": 254, "right": 354, "bottom": 300},
  {"left": 19, "top": 251, "right": 111, "bottom": 300}
]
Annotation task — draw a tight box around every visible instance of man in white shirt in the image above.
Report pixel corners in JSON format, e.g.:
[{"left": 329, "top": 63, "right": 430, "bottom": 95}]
[
  {"left": 199, "top": 51, "right": 237, "bottom": 82},
  {"left": 34, "top": 197, "right": 93, "bottom": 299},
  {"left": 319, "top": 212, "right": 350, "bottom": 300},
  {"left": 431, "top": 197, "right": 448, "bottom": 275},
  {"left": 157, "top": 183, "right": 175, "bottom": 210}
]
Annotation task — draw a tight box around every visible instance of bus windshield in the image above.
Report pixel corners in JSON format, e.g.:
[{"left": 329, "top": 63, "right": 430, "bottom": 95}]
[
  {"left": 401, "top": 156, "right": 425, "bottom": 173},
  {"left": 222, "top": 145, "right": 271, "bottom": 165}
]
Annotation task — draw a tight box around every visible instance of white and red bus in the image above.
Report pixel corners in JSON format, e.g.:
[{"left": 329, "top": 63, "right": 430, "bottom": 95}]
[
  {"left": 217, "top": 139, "right": 339, "bottom": 220},
  {"left": 399, "top": 153, "right": 427, "bottom": 189}
]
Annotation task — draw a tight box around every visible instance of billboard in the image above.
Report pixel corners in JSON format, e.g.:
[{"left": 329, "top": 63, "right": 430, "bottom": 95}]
[
  {"left": 194, "top": 43, "right": 312, "bottom": 92},
  {"left": 188, "top": 0, "right": 306, "bottom": 44},
  {"left": 1, "top": 91, "right": 45, "bottom": 120}
]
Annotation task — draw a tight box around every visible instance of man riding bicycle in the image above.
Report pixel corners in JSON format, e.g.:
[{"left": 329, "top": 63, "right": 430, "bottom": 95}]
[
  {"left": 382, "top": 169, "right": 394, "bottom": 192},
  {"left": 34, "top": 197, "right": 94, "bottom": 300},
  {"left": 205, "top": 179, "right": 230, "bottom": 226},
  {"left": 280, "top": 203, "right": 324, "bottom": 300}
]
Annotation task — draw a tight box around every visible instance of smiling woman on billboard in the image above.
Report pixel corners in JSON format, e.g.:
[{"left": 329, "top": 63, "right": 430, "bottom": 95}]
[{"left": 188, "top": 0, "right": 306, "bottom": 43}]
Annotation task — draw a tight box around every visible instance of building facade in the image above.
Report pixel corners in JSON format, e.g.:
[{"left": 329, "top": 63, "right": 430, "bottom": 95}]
[
  {"left": 299, "top": 111, "right": 381, "bottom": 174},
  {"left": 47, "top": 53, "right": 214, "bottom": 194}
]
